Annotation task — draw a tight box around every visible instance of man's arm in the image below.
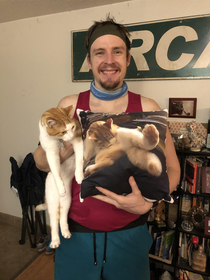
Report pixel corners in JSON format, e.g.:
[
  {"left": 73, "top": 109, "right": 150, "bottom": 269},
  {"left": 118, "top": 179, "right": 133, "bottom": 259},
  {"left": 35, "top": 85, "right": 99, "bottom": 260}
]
[
  {"left": 34, "top": 145, "right": 50, "bottom": 172},
  {"left": 34, "top": 94, "right": 79, "bottom": 172},
  {"left": 141, "top": 95, "right": 180, "bottom": 193},
  {"left": 34, "top": 142, "right": 74, "bottom": 172},
  {"left": 165, "top": 127, "right": 180, "bottom": 193}
]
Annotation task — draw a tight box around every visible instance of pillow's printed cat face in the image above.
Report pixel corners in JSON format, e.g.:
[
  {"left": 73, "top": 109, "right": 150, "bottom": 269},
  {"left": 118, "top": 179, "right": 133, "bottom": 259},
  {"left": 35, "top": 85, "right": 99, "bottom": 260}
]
[
  {"left": 87, "top": 119, "right": 116, "bottom": 148},
  {"left": 41, "top": 105, "right": 81, "bottom": 141},
  {"left": 78, "top": 109, "right": 172, "bottom": 203}
]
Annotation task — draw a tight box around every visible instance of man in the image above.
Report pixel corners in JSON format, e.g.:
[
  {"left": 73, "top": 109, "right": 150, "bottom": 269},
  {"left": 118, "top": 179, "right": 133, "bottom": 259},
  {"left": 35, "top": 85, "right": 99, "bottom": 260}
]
[{"left": 34, "top": 16, "right": 180, "bottom": 280}]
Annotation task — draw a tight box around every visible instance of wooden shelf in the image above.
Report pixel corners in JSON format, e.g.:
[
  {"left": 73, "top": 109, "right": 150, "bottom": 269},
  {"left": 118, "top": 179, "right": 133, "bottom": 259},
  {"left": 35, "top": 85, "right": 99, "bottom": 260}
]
[
  {"left": 177, "top": 261, "right": 210, "bottom": 276},
  {"left": 176, "top": 149, "right": 210, "bottom": 157},
  {"left": 179, "top": 188, "right": 210, "bottom": 198},
  {"left": 149, "top": 254, "right": 173, "bottom": 264},
  {"left": 177, "top": 224, "right": 210, "bottom": 238}
]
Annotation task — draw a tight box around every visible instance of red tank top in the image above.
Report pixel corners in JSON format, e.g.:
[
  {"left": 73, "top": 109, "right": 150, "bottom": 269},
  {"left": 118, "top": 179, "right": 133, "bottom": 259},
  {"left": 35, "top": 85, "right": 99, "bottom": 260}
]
[{"left": 69, "top": 90, "right": 143, "bottom": 231}]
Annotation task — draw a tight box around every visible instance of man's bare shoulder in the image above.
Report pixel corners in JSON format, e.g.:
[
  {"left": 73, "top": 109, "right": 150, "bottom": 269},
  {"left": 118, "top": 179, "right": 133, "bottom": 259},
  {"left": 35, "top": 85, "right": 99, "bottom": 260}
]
[
  {"left": 58, "top": 94, "right": 79, "bottom": 108},
  {"left": 141, "top": 95, "right": 161, "bottom": 111}
]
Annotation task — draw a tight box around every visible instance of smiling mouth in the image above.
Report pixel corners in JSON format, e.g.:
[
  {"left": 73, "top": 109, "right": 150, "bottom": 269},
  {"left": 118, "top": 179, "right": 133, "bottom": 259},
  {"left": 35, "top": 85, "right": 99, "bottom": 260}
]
[
  {"left": 102, "top": 70, "right": 117, "bottom": 74},
  {"left": 101, "top": 70, "right": 118, "bottom": 75}
]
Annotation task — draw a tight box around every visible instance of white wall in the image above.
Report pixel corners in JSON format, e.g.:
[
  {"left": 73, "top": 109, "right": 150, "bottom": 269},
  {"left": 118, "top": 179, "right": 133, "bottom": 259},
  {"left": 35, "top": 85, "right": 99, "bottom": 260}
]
[{"left": 0, "top": 0, "right": 210, "bottom": 219}]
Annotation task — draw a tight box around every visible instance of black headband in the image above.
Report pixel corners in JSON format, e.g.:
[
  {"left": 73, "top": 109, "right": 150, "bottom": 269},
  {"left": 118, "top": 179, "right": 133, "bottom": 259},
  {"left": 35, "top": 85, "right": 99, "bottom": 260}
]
[{"left": 88, "top": 23, "right": 127, "bottom": 51}]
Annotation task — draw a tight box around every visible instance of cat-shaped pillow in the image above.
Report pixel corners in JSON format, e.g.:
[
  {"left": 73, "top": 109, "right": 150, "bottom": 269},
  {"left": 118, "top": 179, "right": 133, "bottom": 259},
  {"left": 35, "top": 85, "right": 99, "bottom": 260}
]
[{"left": 78, "top": 109, "right": 173, "bottom": 203}]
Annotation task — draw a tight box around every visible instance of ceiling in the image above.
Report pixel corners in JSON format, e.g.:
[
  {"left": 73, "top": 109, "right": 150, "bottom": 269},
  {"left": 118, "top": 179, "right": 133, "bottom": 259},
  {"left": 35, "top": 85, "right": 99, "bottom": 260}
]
[{"left": 0, "top": 0, "right": 132, "bottom": 24}]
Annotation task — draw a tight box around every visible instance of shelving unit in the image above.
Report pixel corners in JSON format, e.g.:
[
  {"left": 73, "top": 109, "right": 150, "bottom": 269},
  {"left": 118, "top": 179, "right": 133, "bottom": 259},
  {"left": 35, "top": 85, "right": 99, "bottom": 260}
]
[{"left": 149, "top": 148, "right": 210, "bottom": 280}]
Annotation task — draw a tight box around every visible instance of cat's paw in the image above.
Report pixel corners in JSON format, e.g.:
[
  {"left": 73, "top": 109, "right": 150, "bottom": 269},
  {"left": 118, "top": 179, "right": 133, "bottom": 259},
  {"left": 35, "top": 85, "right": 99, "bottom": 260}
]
[
  {"left": 59, "top": 189, "right": 66, "bottom": 197},
  {"left": 147, "top": 159, "right": 162, "bottom": 177},
  {"left": 79, "top": 192, "right": 84, "bottom": 203},
  {"left": 84, "top": 165, "right": 96, "bottom": 177},
  {"left": 56, "top": 181, "right": 66, "bottom": 197},
  {"left": 62, "top": 229, "right": 71, "bottom": 239},
  {"left": 84, "top": 165, "right": 93, "bottom": 177},
  {"left": 75, "top": 171, "right": 84, "bottom": 184},
  {"left": 50, "top": 238, "right": 60, "bottom": 249},
  {"left": 143, "top": 124, "right": 159, "bottom": 146},
  {"left": 84, "top": 168, "right": 89, "bottom": 177}
]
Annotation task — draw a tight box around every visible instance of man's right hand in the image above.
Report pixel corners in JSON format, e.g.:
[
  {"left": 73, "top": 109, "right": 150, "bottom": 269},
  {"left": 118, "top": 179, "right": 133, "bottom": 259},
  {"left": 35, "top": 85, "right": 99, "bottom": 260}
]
[
  {"left": 34, "top": 142, "right": 74, "bottom": 172},
  {"left": 59, "top": 142, "right": 74, "bottom": 163}
]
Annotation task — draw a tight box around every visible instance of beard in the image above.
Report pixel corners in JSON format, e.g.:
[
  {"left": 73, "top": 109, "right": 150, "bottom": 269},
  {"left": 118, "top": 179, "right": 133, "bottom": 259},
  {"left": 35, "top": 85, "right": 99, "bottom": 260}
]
[
  {"left": 99, "top": 78, "right": 121, "bottom": 91},
  {"left": 97, "top": 63, "right": 122, "bottom": 91}
]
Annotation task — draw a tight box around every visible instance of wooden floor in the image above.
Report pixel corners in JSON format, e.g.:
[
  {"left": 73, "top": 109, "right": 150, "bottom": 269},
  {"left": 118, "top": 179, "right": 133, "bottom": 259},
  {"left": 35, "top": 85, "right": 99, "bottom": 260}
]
[{"left": 15, "top": 252, "right": 54, "bottom": 280}]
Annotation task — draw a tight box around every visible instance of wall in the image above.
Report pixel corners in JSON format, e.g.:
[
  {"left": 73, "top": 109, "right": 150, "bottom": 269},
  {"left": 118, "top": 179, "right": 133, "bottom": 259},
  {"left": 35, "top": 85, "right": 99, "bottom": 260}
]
[{"left": 0, "top": 0, "right": 210, "bottom": 219}]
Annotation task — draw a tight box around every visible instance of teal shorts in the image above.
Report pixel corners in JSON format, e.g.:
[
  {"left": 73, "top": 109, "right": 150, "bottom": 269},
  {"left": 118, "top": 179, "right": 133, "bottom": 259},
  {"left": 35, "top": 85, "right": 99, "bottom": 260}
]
[{"left": 54, "top": 224, "right": 152, "bottom": 280}]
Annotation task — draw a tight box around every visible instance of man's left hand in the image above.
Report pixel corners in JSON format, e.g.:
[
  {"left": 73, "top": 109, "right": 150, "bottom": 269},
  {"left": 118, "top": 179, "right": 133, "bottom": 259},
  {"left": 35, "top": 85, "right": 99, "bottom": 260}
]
[{"left": 93, "top": 176, "right": 152, "bottom": 215}]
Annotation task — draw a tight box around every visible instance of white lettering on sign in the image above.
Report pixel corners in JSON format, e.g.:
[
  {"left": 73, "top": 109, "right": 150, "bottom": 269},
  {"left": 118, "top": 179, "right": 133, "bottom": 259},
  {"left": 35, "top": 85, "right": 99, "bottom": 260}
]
[
  {"left": 79, "top": 55, "right": 89, "bottom": 72},
  {"left": 193, "top": 41, "right": 210, "bottom": 68},
  {"left": 130, "top": 30, "right": 154, "bottom": 71},
  {"left": 156, "top": 26, "right": 198, "bottom": 70}
]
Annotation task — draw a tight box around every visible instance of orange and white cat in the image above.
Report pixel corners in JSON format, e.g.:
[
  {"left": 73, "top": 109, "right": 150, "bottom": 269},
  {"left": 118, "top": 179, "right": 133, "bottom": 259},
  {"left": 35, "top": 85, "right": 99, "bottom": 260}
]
[
  {"left": 36, "top": 105, "right": 83, "bottom": 248},
  {"left": 84, "top": 118, "right": 162, "bottom": 177}
]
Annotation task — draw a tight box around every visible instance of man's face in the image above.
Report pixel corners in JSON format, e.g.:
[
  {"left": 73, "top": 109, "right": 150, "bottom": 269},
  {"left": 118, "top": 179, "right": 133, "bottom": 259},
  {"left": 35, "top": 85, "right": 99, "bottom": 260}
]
[{"left": 87, "top": 34, "right": 131, "bottom": 91}]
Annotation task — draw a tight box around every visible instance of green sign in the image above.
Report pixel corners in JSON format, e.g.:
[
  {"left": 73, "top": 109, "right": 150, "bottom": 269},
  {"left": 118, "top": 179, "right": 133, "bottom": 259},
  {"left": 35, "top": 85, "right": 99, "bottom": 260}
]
[{"left": 72, "top": 15, "right": 210, "bottom": 81}]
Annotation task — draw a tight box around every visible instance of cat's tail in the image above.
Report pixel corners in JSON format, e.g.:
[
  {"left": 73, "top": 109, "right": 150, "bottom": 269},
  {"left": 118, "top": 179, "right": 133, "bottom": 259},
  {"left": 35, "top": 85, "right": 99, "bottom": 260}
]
[{"left": 35, "top": 203, "right": 47, "bottom": 211}]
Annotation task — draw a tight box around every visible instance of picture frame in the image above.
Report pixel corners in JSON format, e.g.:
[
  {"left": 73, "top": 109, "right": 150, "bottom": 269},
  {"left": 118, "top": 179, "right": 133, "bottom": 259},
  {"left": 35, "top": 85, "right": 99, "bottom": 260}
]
[
  {"left": 169, "top": 98, "right": 197, "bottom": 118},
  {"left": 202, "top": 167, "right": 210, "bottom": 194},
  {"left": 204, "top": 216, "right": 210, "bottom": 236}
]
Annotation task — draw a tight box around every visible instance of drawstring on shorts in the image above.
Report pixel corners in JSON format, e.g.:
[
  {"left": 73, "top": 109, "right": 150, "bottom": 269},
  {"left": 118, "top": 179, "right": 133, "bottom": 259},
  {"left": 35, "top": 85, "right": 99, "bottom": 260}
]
[
  {"left": 93, "top": 233, "right": 97, "bottom": 265},
  {"left": 103, "top": 232, "right": 107, "bottom": 263},
  {"left": 93, "top": 232, "right": 107, "bottom": 265}
]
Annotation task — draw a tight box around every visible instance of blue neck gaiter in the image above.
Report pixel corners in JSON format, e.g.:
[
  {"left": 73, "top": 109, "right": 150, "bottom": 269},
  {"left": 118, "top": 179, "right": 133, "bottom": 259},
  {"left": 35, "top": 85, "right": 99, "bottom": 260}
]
[{"left": 90, "top": 80, "right": 128, "bottom": 101}]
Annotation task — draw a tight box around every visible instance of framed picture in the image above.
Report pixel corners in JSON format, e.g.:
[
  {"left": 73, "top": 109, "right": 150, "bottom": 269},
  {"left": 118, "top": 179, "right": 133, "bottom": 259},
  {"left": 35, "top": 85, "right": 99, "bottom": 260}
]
[
  {"left": 169, "top": 98, "right": 197, "bottom": 118},
  {"left": 202, "top": 167, "right": 210, "bottom": 194},
  {"left": 205, "top": 216, "right": 210, "bottom": 236}
]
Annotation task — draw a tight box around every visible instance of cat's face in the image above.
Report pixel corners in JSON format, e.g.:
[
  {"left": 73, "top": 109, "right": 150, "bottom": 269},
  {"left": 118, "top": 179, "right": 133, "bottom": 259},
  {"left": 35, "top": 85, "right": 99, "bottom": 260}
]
[
  {"left": 41, "top": 105, "right": 81, "bottom": 140},
  {"left": 88, "top": 118, "right": 118, "bottom": 148}
]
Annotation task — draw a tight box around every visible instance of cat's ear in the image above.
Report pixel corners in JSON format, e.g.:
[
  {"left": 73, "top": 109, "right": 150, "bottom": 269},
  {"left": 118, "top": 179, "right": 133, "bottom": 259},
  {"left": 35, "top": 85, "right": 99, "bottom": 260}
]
[
  {"left": 47, "top": 119, "right": 56, "bottom": 128},
  {"left": 105, "top": 118, "right": 113, "bottom": 128},
  {"left": 63, "top": 105, "right": 73, "bottom": 116},
  {"left": 89, "top": 134, "right": 97, "bottom": 140}
]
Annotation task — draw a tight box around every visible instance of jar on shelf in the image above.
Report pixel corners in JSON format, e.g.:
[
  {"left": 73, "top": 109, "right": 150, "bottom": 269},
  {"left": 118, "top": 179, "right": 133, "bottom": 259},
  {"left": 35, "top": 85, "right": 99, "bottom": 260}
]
[{"left": 192, "top": 245, "right": 207, "bottom": 272}]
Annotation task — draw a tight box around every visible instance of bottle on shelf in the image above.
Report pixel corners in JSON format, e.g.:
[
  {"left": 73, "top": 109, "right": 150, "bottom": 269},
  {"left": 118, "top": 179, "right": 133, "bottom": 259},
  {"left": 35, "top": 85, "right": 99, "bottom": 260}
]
[
  {"left": 192, "top": 245, "right": 207, "bottom": 272},
  {"left": 181, "top": 194, "right": 192, "bottom": 219},
  {"left": 204, "top": 197, "right": 210, "bottom": 214}
]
